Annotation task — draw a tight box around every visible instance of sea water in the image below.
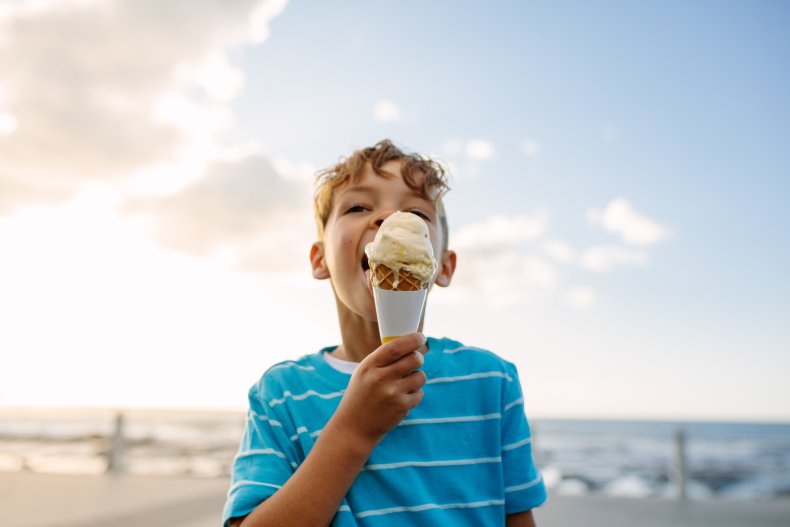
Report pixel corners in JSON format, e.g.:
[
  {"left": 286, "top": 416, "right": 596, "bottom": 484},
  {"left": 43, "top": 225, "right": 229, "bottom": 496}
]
[{"left": 534, "top": 419, "right": 790, "bottom": 500}]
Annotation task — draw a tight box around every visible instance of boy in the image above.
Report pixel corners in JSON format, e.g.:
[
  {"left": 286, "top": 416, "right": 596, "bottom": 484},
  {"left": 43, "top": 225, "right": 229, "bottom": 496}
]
[{"left": 224, "top": 140, "right": 546, "bottom": 526}]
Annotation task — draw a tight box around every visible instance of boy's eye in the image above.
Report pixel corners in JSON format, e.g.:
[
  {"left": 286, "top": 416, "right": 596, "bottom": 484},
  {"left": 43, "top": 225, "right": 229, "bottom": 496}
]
[
  {"left": 345, "top": 204, "right": 367, "bottom": 214},
  {"left": 409, "top": 210, "right": 430, "bottom": 221}
]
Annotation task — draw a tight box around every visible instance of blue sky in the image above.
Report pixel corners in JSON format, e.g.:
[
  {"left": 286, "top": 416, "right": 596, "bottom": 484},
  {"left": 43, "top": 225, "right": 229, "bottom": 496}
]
[
  {"left": 0, "top": 0, "right": 787, "bottom": 420},
  {"left": 228, "top": 0, "right": 790, "bottom": 414}
]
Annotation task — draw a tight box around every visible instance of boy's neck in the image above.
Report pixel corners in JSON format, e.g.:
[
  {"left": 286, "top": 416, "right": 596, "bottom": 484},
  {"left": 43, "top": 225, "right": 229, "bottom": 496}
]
[{"left": 332, "top": 298, "right": 381, "bottom": 363}]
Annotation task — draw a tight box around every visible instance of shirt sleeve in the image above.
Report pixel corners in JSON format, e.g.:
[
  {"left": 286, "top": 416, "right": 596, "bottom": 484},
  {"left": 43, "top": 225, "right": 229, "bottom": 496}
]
[
  {"left": 501, "top": 361, "right": 547, "bottom": 514},
  {"left": 222, "top": 380, "right": 299, "bottom": 526}
]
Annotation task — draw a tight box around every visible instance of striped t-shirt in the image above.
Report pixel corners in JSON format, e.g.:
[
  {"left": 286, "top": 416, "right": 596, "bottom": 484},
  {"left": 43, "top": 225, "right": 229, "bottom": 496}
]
[{"left": 223, "top": 337, "right": 547, "bottom": 526}]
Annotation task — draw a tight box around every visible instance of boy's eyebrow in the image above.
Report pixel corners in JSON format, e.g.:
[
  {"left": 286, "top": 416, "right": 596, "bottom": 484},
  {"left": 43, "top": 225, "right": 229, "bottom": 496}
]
[{"left": 342, "top": 184, "right": 376, "bottom": 195}]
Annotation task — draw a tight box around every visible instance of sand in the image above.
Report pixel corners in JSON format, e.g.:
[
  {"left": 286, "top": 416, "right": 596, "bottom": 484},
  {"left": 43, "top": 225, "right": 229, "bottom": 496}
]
[{"left": 2, "top": 471, "right": 789, "bottom": 527}]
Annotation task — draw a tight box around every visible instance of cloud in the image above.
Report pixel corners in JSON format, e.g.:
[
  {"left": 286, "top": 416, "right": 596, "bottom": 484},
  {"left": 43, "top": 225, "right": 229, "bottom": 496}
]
[
  {"left": 465, "top": 139, "right": 495, "bottom": 160},
  {"left": 445, "top": 249, "right": 558, "bottom": 309},
  {"left": 567, "top": 286, "right": 596, "bottom": 309},
  {"left": 0, "top": 0, "right": 287, "bottom": 214},
  {"left": 437, "top": 138, "right": 496, "bottom": 179},
  {"left": 452, "top": 212, "right": 549, "bottom": 250},
  {"left": 588, "top": 198, "right": 668, "bottom": 245},
  {"left": 437, "top": 212, "right": 556, "bottom": 308},
  {"left": 520, "top": 140, "right": 541, "bottom": 157},
  {"left": 0, "top": 112, "right": 16, "bottom": 135},
  {"left": 543, "top": 240, "right": 574, "bottom": 265},
  {"left": 579, "top": 245, "right": 648, "bottom": 272},
  {"left": 373, "top": 99, "right": 402, "bottom": 122},
  {"left": 124, "top": 151, "right": 314, "bottom": 272}
]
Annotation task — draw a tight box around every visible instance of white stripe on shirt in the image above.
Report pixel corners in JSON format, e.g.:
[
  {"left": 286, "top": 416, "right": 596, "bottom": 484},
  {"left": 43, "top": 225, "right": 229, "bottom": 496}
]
[
  {"left": 363, "top": 456, "right": 501, "bottom": 471},
  {"left": 504, "top": 397, "right": 524, "bottom": 411},
  {"left": 268, "top": 389, "right": 345, "bottom": 407},
  {"left": 268, "top": 362, "right": 316, "bottom": 372},
  {"left": 290, "top": 427, "right": 324, "bottom": 442},
  {"left": 502, "top": 437, "right": 532, "bottom": 451},
  {"left": 235, "top": 448, "right": 288, "bottom": 461},
  {"left": 505, "top": 474, "right": 543, "bottom": 493},
  {"left": 248, "top": 411, "right": 283, "bottom": 427},
  {"left": 353, "top": 499, "right": 506, "bottom": 518},
  {"left": 227, "top": 479, "right": 282, "bottom": 496},
  {"left": 442, "top": 346, "right": 488, "bottom": 355},
  {"left": 426, "top": 371, "right": 512, "bottom": 384},
  {"left": 399, "top": 412, "right": 501, "bottom": 426},
  {"left": 289, "top": 426, "right": 309, "bottom": 442}
]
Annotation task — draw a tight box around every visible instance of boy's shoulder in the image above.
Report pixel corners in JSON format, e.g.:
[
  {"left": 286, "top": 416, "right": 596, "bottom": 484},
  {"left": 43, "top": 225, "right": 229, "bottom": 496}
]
[
  {"left": 431, "top": 336, "right": 518, "bottom": 375},
  {"left": 249, "top": 351, "right": 324, "bottom": 401}
]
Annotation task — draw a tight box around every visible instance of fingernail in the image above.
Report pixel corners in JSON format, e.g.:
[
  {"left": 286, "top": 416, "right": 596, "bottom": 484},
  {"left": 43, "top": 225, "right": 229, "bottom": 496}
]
[{"left": 419, "top": 333, "right": 427, "bottom": 344}]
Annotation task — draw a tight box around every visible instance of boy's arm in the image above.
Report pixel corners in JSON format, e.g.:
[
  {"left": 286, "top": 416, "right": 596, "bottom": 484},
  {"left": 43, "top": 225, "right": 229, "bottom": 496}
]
[
  {"left": 507, "top": 510, "right": 537, "bottom": 527},
  {"left": 230, "top": 333, "right": 427, "bottom": 527}
]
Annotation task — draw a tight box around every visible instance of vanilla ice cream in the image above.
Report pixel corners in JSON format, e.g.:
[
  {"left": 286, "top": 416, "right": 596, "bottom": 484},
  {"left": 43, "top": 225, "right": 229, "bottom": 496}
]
[{"left": 365, "top": 211, "right": 438, "bottom": 289}]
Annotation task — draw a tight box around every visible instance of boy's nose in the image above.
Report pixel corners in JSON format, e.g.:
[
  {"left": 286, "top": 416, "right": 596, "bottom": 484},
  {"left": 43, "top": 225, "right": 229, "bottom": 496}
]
[{"left": 372, "top": 209, "right": 397, "bottom": 228}]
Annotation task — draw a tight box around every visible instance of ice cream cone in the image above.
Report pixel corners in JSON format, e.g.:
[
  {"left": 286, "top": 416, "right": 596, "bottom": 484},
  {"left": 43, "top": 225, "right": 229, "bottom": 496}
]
[
  {"left": 373, "top": 265, "right": 423, "bottom": 292},
  {"left": 364, "top": 211, "right": 437, "bottom": 344},
  {"left": 371, "top": 265, "right": 429, "bottom": 343}
]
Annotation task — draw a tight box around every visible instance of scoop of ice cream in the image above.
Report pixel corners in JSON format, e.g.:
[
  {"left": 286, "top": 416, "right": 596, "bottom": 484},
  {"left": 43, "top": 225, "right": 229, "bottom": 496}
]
[{"left": 365, "top": 211, "right": 438, "bottom": 288}]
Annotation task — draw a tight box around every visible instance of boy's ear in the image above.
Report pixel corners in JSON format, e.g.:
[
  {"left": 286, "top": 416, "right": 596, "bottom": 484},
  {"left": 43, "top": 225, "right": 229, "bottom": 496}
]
[
  {"left": 433, "top": 250, "right": 457, "bottom": 287},
  {"left": 310, "top": 241, "right": 330, "bottom": 280}
]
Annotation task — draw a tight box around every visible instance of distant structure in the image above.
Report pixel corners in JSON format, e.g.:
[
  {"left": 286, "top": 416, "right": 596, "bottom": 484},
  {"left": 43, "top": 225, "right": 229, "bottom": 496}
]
[
  {"left": 106, "top": 412, "right": 126, "bottom": 475},
  {"left": 672, "top": 427, "right": 688, "bottom": 501}
]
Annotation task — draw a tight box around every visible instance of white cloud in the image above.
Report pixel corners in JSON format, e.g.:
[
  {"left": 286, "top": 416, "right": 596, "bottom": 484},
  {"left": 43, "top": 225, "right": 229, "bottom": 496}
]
[
  {"left": 124, "top": 151, "right": 313, "bottom": 273},
  {"left": 520, "top": 140, "right": 541, "bottom": 157},
  {"left": 0, "top": 112, "right": 16, "bottom": 135},
  {"left": 588, "top": 198, "right": 668, "bottom": 246},
  {"left": 179, "top": 52, "right": 245, "bottom": 102},
  {"left": 442, "top": 212, "right": 556, "bottom": 308},
  {"left": 567, "top": 286, "right": 596, "bottom": 309},
  {"left": 437, "top": 138, "right": 496, "bottom": 179},
  {"left": 543, "top": 240, "right": 574, "bottom": 265},
  {"left": 465, "top": 139, "right": 495, "bottom": 160},
  {"left": 579, "top": 245, "right": 648, "bottom": 272},
  {"left": 373, "top": 99, "right": 402, "bottom": 122},
  {"left": 0, "top": 0, "right": 287, "bottom": 214},
  {"left": 453, "top": 212, "right": 549, "bottom": 250},
  {"left": 443, "top": 249, "right": 558, "bottom": 309}
]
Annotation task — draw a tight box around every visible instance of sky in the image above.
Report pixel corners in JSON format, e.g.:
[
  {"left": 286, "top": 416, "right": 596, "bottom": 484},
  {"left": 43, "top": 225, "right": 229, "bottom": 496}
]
[{"left": 1, "top": 0, "right": 788, "bottom": 422}]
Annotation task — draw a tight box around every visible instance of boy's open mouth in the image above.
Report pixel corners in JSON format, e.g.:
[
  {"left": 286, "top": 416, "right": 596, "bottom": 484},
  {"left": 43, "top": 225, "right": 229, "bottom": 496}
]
[{"left": 361, "top": 255, "right": 370, "bottom": 272}]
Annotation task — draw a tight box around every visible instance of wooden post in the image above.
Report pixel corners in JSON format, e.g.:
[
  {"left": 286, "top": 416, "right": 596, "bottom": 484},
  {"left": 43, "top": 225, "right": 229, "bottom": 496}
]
[
  {"left": 672, "top": 427, "right": 687, "bottom": 501},
  {"left": 107, "top": 412, "right": 126, "bottom": 475}
]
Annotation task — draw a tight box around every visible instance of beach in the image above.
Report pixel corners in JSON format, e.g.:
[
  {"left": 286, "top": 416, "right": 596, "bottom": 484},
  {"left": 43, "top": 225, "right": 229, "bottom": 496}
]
[{"left": 4, "top": 471, "right": 790, "bottom": 527}]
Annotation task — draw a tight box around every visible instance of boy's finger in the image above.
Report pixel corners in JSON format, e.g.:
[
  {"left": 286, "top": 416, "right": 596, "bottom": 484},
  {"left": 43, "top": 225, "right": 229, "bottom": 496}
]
[
  {"left": 398, "top": 369, "right": 427, "bottom": 394},
  {"left": 370, "top": 333, "right": 425, "bottom": 368},
  {"left": 387, "top": 351, "right": 424, "bottom": 379}
]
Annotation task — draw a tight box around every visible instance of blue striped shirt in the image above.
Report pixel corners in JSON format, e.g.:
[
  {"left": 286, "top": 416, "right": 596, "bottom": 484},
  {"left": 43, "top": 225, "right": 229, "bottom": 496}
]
[{"left": 223, "top": 337, "right": 547, "bottom": 526}]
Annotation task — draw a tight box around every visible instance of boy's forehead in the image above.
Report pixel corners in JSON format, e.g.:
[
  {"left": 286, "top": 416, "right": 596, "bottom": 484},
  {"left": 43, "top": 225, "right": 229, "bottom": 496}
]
[{"left": 334, "top": 163, "right": 429, "bottom": 200}]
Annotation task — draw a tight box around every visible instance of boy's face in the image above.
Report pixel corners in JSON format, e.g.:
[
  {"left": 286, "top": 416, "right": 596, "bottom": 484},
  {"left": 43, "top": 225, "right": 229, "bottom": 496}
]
[{"left": 310, "top": 160, "right": 456, "bottom": 323}]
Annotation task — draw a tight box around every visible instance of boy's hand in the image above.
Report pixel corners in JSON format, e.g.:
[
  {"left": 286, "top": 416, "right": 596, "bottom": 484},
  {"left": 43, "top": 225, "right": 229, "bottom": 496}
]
[{"left": 332, "top": 333, "right": 427, "bottom": 447}]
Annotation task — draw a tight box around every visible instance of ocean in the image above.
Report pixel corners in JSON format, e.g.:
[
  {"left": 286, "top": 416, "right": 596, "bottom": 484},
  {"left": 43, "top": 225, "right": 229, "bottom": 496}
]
[{"left": 1, "top": 408, "right": 788, "bottom": 501}]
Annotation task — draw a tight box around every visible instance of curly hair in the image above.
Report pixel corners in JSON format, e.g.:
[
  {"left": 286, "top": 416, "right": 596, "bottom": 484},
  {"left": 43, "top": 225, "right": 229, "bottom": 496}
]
[{"left": 313, "top": 139, "right": 451, "bottom": 251}]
